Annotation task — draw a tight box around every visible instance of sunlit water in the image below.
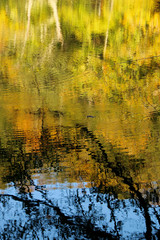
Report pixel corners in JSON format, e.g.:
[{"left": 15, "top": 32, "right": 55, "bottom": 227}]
[{"left": 0, "top": 0, "right": 160, "bottom": 239}]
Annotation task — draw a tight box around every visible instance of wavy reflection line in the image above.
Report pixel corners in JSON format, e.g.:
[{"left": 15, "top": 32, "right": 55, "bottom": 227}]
[
  {"left": 77, "top": 124, "right": 154, "bottom": 240},
  {"left": 0, "top": 193, "right": 117, "bottom": 239}
]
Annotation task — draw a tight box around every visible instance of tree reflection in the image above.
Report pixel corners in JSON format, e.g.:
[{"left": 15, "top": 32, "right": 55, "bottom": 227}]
[
  {"left": 0, "top": 0, "right": 160, "bottom": 238},
  {"left": 0, "top": 123, "right": 159, "bottom": 239}
]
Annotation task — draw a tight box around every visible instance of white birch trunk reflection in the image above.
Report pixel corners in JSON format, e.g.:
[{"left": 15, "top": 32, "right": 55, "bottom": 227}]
[
  {"left": 103, "top": 0, "right": 114, "bottom": 59},
  {"left": 21, "top": 0, "right": 33, "bottom": 57},
  {"left": 48, "top": 0, "right": 63, "bottom": 45}
]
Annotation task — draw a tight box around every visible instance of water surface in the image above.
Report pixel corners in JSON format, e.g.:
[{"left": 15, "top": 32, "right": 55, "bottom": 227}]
[{"left": 0, "top": 0, "right": 160, "bottom": 239}]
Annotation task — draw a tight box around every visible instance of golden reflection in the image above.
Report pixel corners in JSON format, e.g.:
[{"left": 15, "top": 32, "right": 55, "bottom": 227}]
[{"left": 0, "top": 0, "right": 159, "bottom": 198}]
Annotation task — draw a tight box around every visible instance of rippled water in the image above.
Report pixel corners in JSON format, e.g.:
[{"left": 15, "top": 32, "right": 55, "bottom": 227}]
[{"left": 0, "top": 0, "right": 160, "bottom": 239}]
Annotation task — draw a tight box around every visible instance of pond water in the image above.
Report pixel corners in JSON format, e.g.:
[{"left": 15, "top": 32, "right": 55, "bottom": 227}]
[{"left": 0, "top": 0, "right": 160, "bottom": 239}]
